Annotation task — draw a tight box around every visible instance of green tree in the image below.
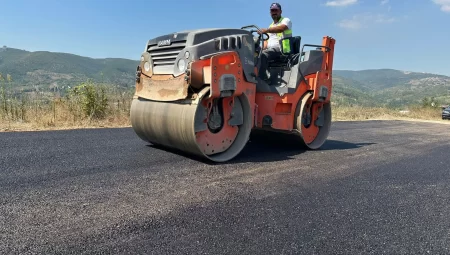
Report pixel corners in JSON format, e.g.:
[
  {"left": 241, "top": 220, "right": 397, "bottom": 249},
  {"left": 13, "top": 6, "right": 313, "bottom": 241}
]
[{"left": 68, "top": 81, "right": 108, "bottom": 119}]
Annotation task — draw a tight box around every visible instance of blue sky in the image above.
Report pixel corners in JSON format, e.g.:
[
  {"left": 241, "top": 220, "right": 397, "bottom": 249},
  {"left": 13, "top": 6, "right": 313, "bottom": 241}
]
[{"left": 1, "top": 0, "right": 450, "bottom": 75}]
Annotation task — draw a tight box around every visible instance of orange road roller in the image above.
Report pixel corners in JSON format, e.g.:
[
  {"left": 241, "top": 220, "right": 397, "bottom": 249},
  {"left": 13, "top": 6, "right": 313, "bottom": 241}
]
[{"left": 130, "top": 25, "right": 336, "bottom": 162}]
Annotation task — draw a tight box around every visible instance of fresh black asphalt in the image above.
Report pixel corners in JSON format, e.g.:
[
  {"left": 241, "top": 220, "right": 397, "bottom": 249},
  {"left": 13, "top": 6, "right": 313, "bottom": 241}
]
[{"left": 1, "top": 120, "right": 450, "bottom": 254}]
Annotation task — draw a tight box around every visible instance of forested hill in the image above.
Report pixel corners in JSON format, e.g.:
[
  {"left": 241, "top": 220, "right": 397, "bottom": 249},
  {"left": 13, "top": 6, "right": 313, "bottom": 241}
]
[
  {"left": 333, "top": 69, "right": 450, "bottom": 107},
  {"left": 1, "top": 46, "right": 449, "bottom": 107},
  {"left": 0, "top": 46, "right": 139, "bottom": 91}
]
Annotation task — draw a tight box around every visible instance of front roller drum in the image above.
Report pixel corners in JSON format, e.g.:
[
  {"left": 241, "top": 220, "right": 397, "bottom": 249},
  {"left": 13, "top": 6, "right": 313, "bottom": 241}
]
[
  {"left": 130, "top": 91, "right": 253, "bottom": 162},
  {"left": 294, "top": 92, "right": 332, "bottom": 149}
]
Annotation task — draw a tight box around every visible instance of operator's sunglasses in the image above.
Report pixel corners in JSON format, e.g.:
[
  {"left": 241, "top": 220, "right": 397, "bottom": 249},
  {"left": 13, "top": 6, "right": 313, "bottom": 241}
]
[{"left": 270, "top": 9, "right": 280, "bottom": 12}]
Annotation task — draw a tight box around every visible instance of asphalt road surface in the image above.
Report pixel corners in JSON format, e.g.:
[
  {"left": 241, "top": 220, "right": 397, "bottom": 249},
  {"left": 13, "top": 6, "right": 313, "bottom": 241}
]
[{"left": 1, "top": 120, "right": 450, "bottom": 254}]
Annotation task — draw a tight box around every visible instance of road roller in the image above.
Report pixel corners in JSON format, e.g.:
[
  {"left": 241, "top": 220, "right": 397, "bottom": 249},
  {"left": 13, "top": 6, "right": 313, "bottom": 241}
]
[{"left": 130, "top": 25, "right": 336, "bottom": 162}]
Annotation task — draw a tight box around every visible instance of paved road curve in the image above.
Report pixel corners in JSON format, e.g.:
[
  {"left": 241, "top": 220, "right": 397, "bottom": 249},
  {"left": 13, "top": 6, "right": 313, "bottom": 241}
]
[{"left": 1, "top": 120, "right": 450, "bottom": 254}]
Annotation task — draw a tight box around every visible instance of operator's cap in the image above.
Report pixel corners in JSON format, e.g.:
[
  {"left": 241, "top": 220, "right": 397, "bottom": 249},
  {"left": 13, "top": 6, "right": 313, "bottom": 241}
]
[{"left": 270, "top": 2, "right": 281, "bottom": 10}]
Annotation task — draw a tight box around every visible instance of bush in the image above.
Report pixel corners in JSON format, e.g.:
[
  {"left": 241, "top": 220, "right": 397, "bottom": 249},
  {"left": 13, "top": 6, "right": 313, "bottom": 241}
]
[{"left": 67, "top": 81, "right": 108, "bottom": 119}]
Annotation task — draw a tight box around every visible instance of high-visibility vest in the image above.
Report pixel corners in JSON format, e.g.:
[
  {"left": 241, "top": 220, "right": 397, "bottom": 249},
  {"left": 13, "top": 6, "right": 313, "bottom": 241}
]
[{"left": 269, "top": 17, "right": 292, "bottom": 53}]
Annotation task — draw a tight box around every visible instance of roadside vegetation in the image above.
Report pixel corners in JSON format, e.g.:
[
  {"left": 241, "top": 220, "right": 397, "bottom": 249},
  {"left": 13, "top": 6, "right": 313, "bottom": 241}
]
[
  {"left": 332, "top": 104, "right": 444, "bottom": 122},
  {"left": 332, "top": 96, "right": 447, "bottom": 122},
  {"left": 0, "top": 74, "right": 132, "bottom": 131},
  {"left": 0, "top": 73, "right": 448, "bottom": 132}
]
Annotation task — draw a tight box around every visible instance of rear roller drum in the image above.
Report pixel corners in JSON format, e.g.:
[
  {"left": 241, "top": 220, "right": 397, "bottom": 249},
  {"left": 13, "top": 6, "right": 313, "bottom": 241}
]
[
  {"left": 294, "top": 92, "right": 332, "bottom": 149},
  {"left": 130, "top": 89, "right": 253, "bottom": 162}
]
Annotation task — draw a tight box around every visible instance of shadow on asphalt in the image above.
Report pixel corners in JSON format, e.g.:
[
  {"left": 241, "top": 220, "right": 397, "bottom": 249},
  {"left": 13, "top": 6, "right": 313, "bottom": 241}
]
[
  {"left": 146, "top": 130, "right": 376, "bottom": 165},
  {"left": 230, "top": 138, "right": 376, "bottom": 164},
  {"left": 319, "top": 140, "right": 376, "bottom": 150}
]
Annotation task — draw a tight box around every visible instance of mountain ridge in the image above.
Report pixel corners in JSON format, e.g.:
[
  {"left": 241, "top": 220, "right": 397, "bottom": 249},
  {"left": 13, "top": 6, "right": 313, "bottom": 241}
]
[
  {"left": 0, "top": 47, "right": 139, "bottom": 90},
  {"left": 1, "top": 46, "right": 449, "bottom": 107}
]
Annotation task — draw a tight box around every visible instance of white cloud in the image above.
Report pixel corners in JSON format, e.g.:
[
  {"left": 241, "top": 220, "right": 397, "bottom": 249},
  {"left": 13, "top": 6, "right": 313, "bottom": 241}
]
[
  {"left": 374, "top": 14, "right": 396, "bottom": 23},
  {"left": 381, "top": 0, "right": 389, "bottom": 5},
  {"left": 338, "top": 19, "right": 362, "bottom": 29},
  {"left": 337, "top": 13, "right": 397, "bottom": 30},
  {"left": 325, "top": 0, "right": 358, "bottom": 7},
  {"left": 433, "top": 0, "right": 450, "bottom": 12}
]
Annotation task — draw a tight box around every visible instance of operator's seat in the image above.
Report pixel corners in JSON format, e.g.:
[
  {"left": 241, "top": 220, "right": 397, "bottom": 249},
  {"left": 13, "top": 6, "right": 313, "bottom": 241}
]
[{"left": 268, "top": 36, "right": 301, "bottom": 68}]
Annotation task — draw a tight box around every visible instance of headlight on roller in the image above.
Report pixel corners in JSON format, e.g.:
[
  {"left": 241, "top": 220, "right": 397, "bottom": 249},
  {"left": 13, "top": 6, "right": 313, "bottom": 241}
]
[
  {"left": 177, "top": 59, "right": 186, "bottom": 71},
  {"left": 144, "top": 61, "right": 151, "bottom": 72}
]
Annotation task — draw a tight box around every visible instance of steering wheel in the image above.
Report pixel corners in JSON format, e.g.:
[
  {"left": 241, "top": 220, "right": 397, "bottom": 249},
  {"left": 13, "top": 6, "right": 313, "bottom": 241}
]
[
  {"left": 250, "top": 29, "right": 269, "bottom": 41},
  {"left": 240, "top": 25, "right": 269, "bottom": 67},
  {"left": 241, "top": 25, "right": 269, "bottom": 41}
]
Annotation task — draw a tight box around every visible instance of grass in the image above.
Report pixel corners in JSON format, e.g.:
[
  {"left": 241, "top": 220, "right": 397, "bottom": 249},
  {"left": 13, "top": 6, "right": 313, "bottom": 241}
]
[
  {"left": 0, "top": 80, "right": 133, "bottom": 132},
  {"left": 0, "top": 98, "right": 131, "bottom": 132},
  {"left": 332, "top": 105, "right": 447, "bottom": 122},
  {"left": 1, "top": 80, "right": 448, "bottom": 132}
]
